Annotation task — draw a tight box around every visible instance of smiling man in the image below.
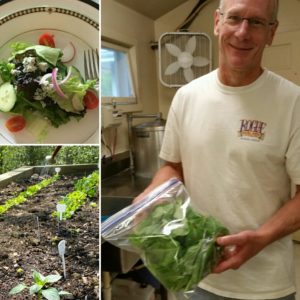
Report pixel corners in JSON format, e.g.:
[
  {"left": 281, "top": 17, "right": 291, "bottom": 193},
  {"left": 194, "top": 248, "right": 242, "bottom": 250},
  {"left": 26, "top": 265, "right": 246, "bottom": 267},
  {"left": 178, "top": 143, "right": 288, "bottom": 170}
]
[
  {"left": 135, "top": 0, "right": 300, "bottom": 299},
  {"left": 215, "top": 0, "right": 278, "bottom": 86}
]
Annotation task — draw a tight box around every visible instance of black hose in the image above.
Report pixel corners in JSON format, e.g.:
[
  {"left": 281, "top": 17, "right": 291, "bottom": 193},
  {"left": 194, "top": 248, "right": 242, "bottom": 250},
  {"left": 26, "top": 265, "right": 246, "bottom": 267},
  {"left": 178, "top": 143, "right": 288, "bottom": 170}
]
[{"left": 176, "top": 0, "right": 210, "bottom": 31}]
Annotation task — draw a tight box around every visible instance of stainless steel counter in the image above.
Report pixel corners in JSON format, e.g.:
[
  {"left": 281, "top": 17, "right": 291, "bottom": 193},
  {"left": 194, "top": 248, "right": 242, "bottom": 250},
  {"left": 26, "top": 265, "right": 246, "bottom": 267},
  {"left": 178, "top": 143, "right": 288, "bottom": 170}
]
[
  {"left": 101, "top": 168, "right": 151, "bottom": 199},
  {"left": 101, "top": 167, "right": 168, "bottom": 300},
  {"left": 101, "top": 168, "right": 151, "bottom": 273}
]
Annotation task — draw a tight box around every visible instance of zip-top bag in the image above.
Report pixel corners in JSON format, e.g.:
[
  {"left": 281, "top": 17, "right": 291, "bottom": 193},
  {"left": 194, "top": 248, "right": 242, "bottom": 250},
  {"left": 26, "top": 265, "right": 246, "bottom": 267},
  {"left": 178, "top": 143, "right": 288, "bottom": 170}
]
[{"left": 101, "top": 178, "right": 229, "bottom": 294}]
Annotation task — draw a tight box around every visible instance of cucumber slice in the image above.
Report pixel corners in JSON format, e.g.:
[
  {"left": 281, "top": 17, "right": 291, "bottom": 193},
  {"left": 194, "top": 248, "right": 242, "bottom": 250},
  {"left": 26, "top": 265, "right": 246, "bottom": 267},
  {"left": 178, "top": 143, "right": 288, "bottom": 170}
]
[
  {"left": 0, "top": 82, "right": 16, "bottom": 112},
  {"left": 72, "top": 94, "right": 85, "bottom": 111}
]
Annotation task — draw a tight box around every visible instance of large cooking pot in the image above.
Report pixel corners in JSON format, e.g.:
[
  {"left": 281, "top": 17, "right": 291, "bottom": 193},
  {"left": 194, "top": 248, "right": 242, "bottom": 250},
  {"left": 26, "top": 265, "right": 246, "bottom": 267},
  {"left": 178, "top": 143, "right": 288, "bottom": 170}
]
[{"left": 132, "top": 119, "right": 166, "bottom": 178}]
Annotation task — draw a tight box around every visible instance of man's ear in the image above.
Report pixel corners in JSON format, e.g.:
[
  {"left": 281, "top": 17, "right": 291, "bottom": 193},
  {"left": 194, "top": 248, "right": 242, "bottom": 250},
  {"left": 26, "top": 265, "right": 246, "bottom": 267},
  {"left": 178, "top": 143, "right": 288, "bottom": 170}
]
[
  {"left": 267, "top": 21, "right": 279, "bottom": 46},
  {"left": 214, "top": 10, "right": 221, "bottom": 36}
]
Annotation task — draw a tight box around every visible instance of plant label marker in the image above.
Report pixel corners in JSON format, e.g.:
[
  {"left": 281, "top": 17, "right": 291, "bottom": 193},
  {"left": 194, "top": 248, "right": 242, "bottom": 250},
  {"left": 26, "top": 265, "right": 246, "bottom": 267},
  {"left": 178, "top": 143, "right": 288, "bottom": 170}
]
[
  {"left": 55, "top": 167, "right": 61, "bottom": 174},
  {"left": 56, "top": 203, "right": 66, "bottom": 221},
  {"left": 36, "top": 216, "right": 41, "bottom": 241},
  {"left": 58, "top": 240, "right": 67, "bottom": 279}
]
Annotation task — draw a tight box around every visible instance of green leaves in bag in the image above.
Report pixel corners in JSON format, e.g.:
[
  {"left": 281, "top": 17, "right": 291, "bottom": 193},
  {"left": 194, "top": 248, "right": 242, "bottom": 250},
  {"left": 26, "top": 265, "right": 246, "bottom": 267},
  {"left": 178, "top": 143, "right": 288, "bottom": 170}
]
[{"left": 128, "top": 198, "right": 229, "bottom": 292}]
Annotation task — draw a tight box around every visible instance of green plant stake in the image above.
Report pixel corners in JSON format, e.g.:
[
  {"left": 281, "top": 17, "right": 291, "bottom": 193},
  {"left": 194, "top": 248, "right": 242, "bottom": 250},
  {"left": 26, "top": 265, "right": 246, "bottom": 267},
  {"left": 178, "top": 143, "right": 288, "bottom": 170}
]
[
  {"left": 9, "top": 270, "right": 72, "bottom": 300},
  {"left": 58, "top": 240, "right": 67, "bottom": 279}
]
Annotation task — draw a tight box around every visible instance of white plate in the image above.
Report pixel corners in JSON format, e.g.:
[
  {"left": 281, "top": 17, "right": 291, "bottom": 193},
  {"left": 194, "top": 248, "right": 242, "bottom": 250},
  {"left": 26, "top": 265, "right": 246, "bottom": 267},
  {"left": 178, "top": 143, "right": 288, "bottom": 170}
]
[{"left": 0, "top": 0, "right": 99, "bottom": 144}]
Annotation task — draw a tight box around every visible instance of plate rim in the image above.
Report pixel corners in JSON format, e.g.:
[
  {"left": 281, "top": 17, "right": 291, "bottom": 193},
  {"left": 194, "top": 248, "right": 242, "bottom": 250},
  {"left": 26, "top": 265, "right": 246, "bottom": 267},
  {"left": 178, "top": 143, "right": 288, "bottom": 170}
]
[
  {"left": 0, "top": 6, "right": 99, "bottom": 31},
  {"left": 0, "top": 0, "right": 99, "bottom": 10}
]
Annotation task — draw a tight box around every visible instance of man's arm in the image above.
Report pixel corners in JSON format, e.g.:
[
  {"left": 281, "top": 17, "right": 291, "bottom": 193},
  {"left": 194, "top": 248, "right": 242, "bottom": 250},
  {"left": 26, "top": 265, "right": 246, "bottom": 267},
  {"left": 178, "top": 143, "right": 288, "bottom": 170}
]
[
  {"left": 214, "top": 185, "right": 300, "bottom": 273},
  {"left": 133, "top": 161, "right": 183, "bottom": 203}
]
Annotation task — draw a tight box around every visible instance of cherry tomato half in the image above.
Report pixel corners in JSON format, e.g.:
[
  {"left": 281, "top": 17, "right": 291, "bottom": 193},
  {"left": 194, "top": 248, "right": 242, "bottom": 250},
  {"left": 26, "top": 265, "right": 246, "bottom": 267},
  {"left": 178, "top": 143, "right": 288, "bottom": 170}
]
[
  {"left": 5, "top": 116, "right": 26, "bottom": 132},
  {"left": 83, "top": 90, "right": 99, "bottom": 110},
  {"left": 39, "top": 33, "right": 56, "bottom": 48}
]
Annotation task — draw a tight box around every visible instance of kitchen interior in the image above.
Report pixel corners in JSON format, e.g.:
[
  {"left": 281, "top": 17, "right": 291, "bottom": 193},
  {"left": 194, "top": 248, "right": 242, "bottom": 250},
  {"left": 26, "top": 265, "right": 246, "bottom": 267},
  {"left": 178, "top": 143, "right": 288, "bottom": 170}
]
[{"left": 101, "top": 0, "right": 300, "bottom": 299}]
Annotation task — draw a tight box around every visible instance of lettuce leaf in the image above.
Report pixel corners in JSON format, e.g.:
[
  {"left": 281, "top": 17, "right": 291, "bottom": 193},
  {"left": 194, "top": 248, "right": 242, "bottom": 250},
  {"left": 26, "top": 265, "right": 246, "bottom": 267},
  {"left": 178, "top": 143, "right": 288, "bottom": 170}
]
[
  {"left": 11, "top": 94, "right": 82, "bottom": 128},
  {"left": 0, "top": 61, "right": 15, "bottom": 82},
  {"left": 129, "top": 199, "right": 229, "bottom": 292},
  {"left": 11, "top": 45, "right": 62, "bottom": 66},
  {"left": 49, "top": 74, "right": 96, "bottom": 114}
]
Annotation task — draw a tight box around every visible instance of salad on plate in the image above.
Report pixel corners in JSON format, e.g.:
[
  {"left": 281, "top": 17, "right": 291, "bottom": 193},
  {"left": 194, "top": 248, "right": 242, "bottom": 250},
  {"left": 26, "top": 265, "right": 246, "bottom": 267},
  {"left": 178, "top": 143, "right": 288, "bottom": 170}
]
[{"left": 0, "top": 33, "right": 99, "bottom": 140}]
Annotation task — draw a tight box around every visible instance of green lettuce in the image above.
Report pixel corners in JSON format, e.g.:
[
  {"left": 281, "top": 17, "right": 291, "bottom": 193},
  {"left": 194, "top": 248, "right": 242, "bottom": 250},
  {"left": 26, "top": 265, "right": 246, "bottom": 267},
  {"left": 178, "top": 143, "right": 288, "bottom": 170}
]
[
  {"left": 10, "top": 41, "right": 33, "bottom": 54},
  {"left": 0, "top": 61, "right": 15, "bottom": 82},
  {"left": 129, "top": 199, "right": 229, "bottom": 292},
  {"left": 50, "top": 76, "right": 96, "bottom": 113},
  {"left": 11, "top": 94, "right": 80, "bottom": 128},
  {"left": 11, "top": 45, "right": 62, "bottom": 66}
]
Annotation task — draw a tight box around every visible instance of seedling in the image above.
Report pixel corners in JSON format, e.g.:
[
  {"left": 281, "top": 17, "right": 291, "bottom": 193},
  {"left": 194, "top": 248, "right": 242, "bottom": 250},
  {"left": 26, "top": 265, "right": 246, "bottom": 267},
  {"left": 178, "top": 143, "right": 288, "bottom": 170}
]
[
  {"left": 58, "top": 240, "right": 67, "bottom": 279},
  {"left": 0, "top": 174, "right": 59, "bottom": 215},
  {"left": 9, "top": 269, "right": 72, "bottom": 299},
  {"left": 16, "top": 268, "right": 24, "bottom": 275}
]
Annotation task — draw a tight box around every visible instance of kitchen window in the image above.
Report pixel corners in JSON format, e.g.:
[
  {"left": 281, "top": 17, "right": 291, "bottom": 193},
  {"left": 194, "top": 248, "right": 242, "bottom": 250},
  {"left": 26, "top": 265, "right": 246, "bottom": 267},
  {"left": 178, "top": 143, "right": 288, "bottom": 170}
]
[{"left": 101, "top": 41, "right": 137, "bottom": 104}]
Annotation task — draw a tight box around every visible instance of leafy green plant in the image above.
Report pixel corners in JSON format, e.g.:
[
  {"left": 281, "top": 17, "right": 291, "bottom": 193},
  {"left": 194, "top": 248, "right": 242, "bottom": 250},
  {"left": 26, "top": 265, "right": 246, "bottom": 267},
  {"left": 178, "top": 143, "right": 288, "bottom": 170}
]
[
  {"left": 59, "top": 190, "right": 87, "bottom": 219},
  {"left": 0, "top": 174, "right": 59, "bottom": 215},
  {"left": 53, "top": 171, "right": 98, "bottom": 219},
  {"left": 9, "top": 270, "right": 71, "bottom": 300},
  {"left": 74, "top": 170, "right": 99, "bottom": 197},
  {"left": 129, "top": 198, "right": 229, "bottom": 292}
]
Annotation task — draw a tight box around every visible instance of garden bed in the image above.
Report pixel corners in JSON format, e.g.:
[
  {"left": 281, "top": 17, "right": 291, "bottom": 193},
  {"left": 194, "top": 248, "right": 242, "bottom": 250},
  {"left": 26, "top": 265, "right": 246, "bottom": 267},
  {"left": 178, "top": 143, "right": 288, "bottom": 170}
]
[{"left": 0, "top": 169, "right": 99, "bottom": 299}]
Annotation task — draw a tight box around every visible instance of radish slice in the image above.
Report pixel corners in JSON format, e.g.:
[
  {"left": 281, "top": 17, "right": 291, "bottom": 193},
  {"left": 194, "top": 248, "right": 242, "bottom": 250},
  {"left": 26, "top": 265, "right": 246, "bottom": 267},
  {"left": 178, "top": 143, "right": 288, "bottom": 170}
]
[
  {"left": 61, "top": 42, "right": 76, "bottom": 63},
  {"left": 52, "top": 68, "right": 67, "bottom": 99}
]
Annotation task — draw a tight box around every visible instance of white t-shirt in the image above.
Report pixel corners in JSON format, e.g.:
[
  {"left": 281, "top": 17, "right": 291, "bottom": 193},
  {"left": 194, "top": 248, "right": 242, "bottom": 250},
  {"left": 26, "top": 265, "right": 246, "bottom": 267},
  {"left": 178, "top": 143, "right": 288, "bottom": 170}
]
[{"left": 160, "top": 69, "right": 300, "bottom": 299}]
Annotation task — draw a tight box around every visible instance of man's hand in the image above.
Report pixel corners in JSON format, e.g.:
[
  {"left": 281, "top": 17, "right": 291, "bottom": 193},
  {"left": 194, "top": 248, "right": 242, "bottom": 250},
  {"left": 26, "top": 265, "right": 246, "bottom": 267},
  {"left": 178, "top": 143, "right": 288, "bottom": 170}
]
[{"left": 213, "top": 230, "right": 267, "bottom": 273}]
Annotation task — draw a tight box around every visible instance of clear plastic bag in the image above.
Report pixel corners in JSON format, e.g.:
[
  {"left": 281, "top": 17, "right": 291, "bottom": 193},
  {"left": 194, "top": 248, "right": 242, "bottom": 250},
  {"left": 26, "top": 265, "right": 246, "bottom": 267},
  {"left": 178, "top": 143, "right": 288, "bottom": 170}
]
[{"left": 101, "top": 178, "right": 229, "bottom": 294}]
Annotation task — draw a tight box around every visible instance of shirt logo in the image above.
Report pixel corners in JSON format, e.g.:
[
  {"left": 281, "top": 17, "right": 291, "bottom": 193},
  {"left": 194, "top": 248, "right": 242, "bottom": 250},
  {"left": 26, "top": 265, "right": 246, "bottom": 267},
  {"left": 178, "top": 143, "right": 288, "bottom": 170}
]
[{"left": 238, "top": 119, "right": 267, "bottom": 141}]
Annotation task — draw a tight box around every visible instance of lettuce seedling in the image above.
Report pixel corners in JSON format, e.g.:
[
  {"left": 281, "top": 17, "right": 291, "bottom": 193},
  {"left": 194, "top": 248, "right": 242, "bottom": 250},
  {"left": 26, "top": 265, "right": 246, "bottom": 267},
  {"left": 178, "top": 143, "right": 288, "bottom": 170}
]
[{"left": 9, "top": 270, "right": 72, "bottom": 300}]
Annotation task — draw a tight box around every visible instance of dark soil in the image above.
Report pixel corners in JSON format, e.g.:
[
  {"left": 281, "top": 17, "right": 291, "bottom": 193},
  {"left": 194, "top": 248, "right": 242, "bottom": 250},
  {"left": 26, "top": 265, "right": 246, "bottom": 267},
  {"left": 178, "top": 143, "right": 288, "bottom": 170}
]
[{"left": 0, "top": 172, "right": 99, "bottom": 300}]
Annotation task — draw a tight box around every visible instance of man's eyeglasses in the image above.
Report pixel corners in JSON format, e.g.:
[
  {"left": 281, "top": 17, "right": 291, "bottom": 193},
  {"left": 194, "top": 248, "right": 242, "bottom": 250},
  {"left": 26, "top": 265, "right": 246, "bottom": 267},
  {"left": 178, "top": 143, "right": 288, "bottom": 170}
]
[{"left": 219, "top": 11, "right": 277, "bottom": 30}]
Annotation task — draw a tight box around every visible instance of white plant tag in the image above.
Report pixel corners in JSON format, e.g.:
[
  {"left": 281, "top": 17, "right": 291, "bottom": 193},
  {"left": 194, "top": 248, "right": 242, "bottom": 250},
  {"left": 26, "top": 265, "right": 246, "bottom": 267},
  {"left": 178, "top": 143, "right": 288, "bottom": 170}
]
[
  {"left": 55, "top": 167, "right": 61, "bottom": 174},
  {"left": 58, "top": 240, "right": 66, "bottom": 256},
  {"left": 56, "top": 204, "right": 66, "bottom": 221},
  {"left": 58, "top": 240, "right": 67, "bottom": 278}
]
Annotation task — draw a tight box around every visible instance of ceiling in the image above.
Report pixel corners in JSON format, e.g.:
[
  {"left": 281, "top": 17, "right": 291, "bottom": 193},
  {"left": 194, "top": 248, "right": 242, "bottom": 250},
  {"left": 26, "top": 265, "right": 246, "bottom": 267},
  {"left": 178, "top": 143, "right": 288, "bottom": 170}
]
[{"left": 113, "top": 0, "right": 190, "bottom": 20}]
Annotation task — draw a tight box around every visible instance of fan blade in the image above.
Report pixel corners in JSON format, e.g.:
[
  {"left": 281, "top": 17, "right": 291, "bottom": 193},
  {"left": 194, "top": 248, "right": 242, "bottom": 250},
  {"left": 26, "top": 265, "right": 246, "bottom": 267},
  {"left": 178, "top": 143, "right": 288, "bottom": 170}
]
[
  {"left": 164, "top": 62, "right": 180, "bottom": 75},
  {"left": 193, "top": 56, "right": 210, "bottom": 67},
  {"left": 185, "top": 36, "right": 196, "bottom": 54},
  {"left": 183, "top": 67, "right": 194, "bottom": 82},
  {"left": 166, "top": 43, "right": 182, "bottom": 57}
]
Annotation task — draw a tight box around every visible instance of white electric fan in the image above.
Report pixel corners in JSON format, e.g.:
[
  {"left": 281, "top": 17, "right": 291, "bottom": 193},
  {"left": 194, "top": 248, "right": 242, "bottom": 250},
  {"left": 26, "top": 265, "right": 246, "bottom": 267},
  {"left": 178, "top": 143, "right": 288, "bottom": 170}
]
[{"left": 158, "top": 32, "right": 212, "bottom": 88}]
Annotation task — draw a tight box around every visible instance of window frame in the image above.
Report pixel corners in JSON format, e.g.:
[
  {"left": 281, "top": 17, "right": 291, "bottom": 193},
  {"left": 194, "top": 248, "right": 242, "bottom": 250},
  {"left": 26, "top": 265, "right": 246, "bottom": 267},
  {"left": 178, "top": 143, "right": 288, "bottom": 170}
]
[{"left": 101, "top": 39, "right": 139, "bottom": 105}]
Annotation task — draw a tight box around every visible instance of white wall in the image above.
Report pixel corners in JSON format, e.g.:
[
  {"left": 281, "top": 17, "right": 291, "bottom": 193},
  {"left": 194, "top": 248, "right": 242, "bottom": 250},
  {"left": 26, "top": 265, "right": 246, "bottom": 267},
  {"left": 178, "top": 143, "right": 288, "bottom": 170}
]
[
  {"left": 154, "top": 0, "right": 218, "bottom": 119},
  {"left": 101, "top": 0, "right": 159, "bottom": 156}
]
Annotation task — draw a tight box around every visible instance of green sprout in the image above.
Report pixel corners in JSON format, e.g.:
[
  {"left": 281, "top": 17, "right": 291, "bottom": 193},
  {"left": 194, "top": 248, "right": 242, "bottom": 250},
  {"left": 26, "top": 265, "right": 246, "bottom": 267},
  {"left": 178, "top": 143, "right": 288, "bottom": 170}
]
[
  {"left": 9, "top": 270, "right": 72, "bottom": 300},
  {"left": 16, "top": 268, "right": 24, "bottom": 274}
]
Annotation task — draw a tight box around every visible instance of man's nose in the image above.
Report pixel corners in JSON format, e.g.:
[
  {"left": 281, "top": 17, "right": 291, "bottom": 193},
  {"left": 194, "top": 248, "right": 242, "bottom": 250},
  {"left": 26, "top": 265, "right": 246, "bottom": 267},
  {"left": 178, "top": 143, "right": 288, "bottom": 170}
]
[{"left": 235, "top": 20, "right": 251, "bottom": 38}]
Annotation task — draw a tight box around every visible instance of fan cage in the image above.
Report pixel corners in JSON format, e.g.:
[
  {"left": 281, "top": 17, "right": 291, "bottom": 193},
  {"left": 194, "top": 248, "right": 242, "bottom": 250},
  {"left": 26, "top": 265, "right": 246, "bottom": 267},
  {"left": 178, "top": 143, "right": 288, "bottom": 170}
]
[{"left": 158, "top": 32, "right": 212, "bottom": 88}]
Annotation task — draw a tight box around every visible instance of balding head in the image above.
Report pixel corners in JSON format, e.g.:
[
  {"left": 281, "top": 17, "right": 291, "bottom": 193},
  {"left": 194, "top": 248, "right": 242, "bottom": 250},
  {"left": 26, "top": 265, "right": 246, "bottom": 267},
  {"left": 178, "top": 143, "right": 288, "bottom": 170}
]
[{"left": 219, "top": 0, "right": 279, "bottom": 22}]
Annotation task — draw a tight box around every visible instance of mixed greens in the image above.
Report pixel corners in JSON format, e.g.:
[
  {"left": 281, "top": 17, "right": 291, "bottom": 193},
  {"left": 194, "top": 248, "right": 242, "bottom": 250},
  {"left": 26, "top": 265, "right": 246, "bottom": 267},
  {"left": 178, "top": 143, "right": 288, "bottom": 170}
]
[
  {"left": 128, "top": 198, "right": 229, "bottom": 292},
  {"left": 0, "top": 34, "right": 98, "bottom": 137}
]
